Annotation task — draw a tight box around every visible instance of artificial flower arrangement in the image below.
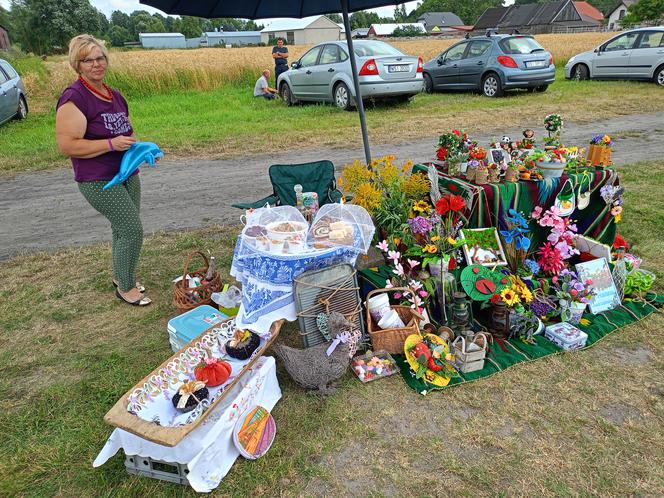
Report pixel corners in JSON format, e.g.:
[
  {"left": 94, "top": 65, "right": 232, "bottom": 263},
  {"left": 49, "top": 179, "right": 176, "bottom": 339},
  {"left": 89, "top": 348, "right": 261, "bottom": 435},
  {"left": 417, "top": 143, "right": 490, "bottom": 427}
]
[
  {"left": 531, "top": 206, "right": 579, "bottom": 276},
  {"left": 600, "top": 184, "right": 624, "bottom": 223},
  {"left": 499, "top": 208, "right": 532, "bottom": 276},
  {"left": 375, "top": 239, "right": 430, "bottom": 315},
  {"left": 338, "top": 156, "right": 430, "bottom": 239},
  {"left": 543, "top": 114, "right": 563, "bottom": 147},
  {"left": 590, "top": 134, "right": 614, "bottom": 148},
  {"left": 552, "top": 269, "right": 595, "bottom": 323}
]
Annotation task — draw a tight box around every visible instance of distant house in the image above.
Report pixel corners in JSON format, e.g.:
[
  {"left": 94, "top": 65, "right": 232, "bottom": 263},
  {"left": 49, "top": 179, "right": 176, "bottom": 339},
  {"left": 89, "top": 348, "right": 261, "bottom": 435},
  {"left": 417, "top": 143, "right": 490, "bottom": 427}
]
[
  {"left": 473, "top": 0, "right": 601, "bottom": 34},
  {"left": 0, "top": 24, "right": 9, "bottom": 50},
  {"left": 607, "top": 0, "right": 637, "bottom": 30},
  {"left": 139, "top": 33, "right": 187, "bottom": 49},
  {"left": 367, "top": 23, "right": 426, "bottom": 37},
  {"left": 260, "top": 16, "right": 341, "bottom": 45},
  {"left": 351, "top": 28, "right": 370, "bottom": 38},
  {"left": 416, "top": 12, "right": 464, "bottom": 33},
  {"left": 204, "top": 31, "right": 261, "bottom": 46},
  {"left": 573, "top": 1, "right": 604, "bottom": 24}
]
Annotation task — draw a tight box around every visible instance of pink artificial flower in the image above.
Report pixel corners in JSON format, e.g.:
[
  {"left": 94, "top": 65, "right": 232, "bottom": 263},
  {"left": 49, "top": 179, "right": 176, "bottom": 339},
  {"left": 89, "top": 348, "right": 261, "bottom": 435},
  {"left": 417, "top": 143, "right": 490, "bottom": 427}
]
[
  {"left": 385, "top": 280, "right": 394, "bottom": 289},
  {"left": 611, "top": 206, "right": 623, "bottom": 216},
  {"left": 586, "top": 279, "right": 593, "bottom": 285},
  {"left": 409, "top": 280, "right": 423, "bottom": 291},
  {"left": 393, "top": 263, "right": 405, "bottom": 276},
  {"left": 376, "top": 240, "right": 389, "bottom": 252},
  {"left": 407, "top": 259, "right": 420, "bottom": 270},
  {"left": 552, "top": 276, "right": 559, "bottom": 284},
  {"left": 394, "top": 292, "right": 402, "bottom": 299},
  {"left": 419, "top": 290, "right": 428, "bottom": 298},
  {"left": 387, "top": 250, "right": 401, "bottom": 262},
  {"left": 531, "top": 206, "right": 543, "bottom": 219}
]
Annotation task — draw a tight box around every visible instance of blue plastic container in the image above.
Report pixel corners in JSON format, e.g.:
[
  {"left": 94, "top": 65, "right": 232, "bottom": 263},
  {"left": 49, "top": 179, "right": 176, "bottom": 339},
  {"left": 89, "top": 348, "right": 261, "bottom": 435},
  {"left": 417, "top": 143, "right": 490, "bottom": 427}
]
[{"left": 167, "top": 305, "right": 228, "bottom": 352}]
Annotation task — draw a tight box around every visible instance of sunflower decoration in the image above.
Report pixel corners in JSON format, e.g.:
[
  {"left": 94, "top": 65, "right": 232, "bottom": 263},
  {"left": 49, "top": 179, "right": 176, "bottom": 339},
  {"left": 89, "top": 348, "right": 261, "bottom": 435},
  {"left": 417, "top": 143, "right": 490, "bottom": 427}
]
[
  {"left": 500, "top": 287, "right": 521, "bottom": 306},
  {"left": 412, "top": 200, "right": 432, "bottom": 215}
]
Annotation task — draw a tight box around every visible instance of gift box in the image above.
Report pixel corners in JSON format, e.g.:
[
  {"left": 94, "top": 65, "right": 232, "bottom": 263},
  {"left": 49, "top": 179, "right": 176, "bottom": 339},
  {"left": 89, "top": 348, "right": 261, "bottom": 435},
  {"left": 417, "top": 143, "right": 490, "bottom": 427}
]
[
  {"left": 544, "top": 322, "right": 588, "bottom": 351},
  {"left": 167, "top": 305, "right": 228, "bottom": 352}
]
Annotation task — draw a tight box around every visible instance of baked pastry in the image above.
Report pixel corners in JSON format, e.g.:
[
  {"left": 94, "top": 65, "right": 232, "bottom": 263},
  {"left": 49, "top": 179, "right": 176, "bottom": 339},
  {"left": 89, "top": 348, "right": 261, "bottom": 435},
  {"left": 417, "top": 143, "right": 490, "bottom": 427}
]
[
  {"left": 225, "top": 330, "right": 261, "bottom": 360},
  {"left": 172, "top": 380, "right": 209, "bottom": 413}
]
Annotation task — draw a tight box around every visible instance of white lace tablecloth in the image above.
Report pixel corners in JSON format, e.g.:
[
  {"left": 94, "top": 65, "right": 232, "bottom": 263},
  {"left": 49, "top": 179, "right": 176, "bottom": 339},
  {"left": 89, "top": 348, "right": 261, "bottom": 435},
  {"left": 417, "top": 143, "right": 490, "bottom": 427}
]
[
  {"left": 230, "top": 236, "right": 360, "bottom": 334},
  {"left": 93, "top": 356, "right": 281, "bottom": 493}
]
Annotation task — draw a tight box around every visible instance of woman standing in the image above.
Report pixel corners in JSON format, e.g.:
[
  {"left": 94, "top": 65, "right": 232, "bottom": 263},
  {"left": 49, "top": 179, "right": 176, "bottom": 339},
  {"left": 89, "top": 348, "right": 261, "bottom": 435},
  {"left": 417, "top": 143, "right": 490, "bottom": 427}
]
[{"left": 56, "top": 34, "right": 151, "bottom": 306}]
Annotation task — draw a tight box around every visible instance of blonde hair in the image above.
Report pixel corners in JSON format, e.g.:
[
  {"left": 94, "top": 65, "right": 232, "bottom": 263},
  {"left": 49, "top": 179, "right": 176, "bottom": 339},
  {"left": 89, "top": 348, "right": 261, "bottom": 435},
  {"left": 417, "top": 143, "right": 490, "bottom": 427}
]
[{"left": 68, "top": 34, "right": 109, "bottom": 73}]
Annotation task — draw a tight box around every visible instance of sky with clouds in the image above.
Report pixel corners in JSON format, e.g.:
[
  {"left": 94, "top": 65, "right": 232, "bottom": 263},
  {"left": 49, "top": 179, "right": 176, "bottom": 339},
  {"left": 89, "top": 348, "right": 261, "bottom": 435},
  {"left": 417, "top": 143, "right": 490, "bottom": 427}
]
[{"left": 0, "top": 0, "right": 422, "bottom": 21}]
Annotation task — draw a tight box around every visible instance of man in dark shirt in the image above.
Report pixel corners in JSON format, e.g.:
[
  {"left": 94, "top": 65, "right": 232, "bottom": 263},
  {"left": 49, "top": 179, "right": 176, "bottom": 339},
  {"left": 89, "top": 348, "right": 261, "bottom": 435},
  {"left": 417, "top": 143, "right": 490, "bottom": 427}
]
[{"left": 272, "top": 38, "right": 289, "bottom": 87}]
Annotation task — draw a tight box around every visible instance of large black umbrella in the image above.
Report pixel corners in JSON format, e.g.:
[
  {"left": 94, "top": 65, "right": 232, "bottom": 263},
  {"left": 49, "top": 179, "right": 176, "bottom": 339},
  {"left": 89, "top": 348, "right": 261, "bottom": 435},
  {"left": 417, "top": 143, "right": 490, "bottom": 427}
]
[{"left": 140, "top": 0, "right": 405, "bottom": 164}]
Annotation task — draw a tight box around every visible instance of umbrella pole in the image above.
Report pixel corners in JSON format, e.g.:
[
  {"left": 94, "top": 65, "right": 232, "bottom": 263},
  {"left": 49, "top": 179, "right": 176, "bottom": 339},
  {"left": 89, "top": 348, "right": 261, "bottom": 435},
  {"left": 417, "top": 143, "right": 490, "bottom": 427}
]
[{"left": 341, "top": 0, "right": 372, "bottom": 166}]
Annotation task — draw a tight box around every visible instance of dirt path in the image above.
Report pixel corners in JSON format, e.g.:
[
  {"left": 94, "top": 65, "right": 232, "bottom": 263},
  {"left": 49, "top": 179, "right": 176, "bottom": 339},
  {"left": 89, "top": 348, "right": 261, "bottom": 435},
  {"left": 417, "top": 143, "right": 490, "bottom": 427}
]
[{"left": 1, "top": 111, "right": 663, "bottom": 261}]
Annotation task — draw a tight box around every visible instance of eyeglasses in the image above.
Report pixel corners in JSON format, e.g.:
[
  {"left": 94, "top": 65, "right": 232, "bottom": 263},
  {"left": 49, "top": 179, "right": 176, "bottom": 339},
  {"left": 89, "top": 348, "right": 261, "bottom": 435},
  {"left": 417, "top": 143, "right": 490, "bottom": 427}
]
[{"left": 79, "top": 56, "right": 107, "bottom": 66}]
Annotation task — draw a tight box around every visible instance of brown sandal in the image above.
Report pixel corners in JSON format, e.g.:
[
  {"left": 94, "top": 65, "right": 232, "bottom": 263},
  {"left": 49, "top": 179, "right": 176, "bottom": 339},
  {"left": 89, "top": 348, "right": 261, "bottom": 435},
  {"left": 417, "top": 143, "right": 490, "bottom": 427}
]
[{"left": 115, "top": 289, "right": 152, "bottom": 306}]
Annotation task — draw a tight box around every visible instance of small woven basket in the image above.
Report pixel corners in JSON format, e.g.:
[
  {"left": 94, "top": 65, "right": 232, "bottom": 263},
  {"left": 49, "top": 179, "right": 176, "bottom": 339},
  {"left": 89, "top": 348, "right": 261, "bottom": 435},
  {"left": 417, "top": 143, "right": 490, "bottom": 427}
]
[
  {"left": 172, "top": 251, "right": 222, "bottom": 313},
  {"left": 366, "top": 287, "right": 422, "bottom": 354}
]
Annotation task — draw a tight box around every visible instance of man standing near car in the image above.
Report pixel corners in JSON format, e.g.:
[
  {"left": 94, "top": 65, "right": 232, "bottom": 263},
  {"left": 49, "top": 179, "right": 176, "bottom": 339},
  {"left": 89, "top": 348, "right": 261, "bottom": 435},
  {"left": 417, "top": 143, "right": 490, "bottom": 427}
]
[{"left": 272, "top": 38, "right": 289, "bottom": 87}]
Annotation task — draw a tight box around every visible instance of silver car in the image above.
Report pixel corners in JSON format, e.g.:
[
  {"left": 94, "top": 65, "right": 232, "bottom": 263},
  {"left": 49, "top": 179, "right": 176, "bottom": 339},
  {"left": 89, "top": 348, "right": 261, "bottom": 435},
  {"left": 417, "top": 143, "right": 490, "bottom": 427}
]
[
  {"left": 564, "top": 27, "right": 664, "bottom": 85},
  {"left": 0, "top": 59, "right": 29, "bottom": 126},
  {"left": 278, "top": 40, "right": 424, "bottom": 110}
]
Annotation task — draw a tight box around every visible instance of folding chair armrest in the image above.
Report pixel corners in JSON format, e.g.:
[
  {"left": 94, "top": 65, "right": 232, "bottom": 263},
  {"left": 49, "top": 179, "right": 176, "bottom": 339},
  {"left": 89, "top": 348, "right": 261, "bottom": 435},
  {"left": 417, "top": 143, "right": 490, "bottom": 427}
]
[{"left": 231, "top": 194, "right": 279, "bottom": 210}]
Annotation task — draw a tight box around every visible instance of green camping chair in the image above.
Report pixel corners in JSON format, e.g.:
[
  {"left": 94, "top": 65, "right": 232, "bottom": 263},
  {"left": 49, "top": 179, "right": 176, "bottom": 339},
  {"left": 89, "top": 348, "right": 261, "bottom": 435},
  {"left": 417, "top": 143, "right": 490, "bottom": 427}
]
[{"left": 232, "top": 160, "right": 344, "bottom": 210}]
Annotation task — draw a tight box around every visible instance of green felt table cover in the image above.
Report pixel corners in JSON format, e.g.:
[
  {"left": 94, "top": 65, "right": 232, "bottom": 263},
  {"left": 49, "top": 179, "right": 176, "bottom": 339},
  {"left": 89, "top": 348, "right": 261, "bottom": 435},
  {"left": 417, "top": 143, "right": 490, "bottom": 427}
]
[
  {"left": 359, "top": 268, "right": 660, "bottom": 395},
  {"left": 412, "top": 164, "right": 618, "bottom": 247}
]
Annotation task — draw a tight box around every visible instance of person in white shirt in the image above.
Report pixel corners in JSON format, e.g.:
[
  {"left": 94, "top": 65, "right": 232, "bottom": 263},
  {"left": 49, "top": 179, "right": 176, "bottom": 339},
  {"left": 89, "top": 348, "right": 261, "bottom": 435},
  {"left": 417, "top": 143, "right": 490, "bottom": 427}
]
[{"left": 253, "top": 69, "right": 278, "bottom": 100}]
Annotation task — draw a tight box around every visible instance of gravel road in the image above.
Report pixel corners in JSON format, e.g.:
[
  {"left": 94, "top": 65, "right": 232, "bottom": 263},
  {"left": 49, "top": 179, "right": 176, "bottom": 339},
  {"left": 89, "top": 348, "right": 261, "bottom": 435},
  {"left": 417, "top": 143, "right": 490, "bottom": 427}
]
[{"left": 1, "top": 111, "right": 663, "bottom": 261}]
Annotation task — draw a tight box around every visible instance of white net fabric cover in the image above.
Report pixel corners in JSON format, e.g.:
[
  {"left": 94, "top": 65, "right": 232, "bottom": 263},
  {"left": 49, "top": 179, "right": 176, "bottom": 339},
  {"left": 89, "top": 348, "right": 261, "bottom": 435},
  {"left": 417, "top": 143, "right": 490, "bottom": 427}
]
[
  {"left": 307, "top": 203, "right": 375, "bottom": 254},
  {"left": 240, "top": 206, "right": 309, "bottom": 254}
]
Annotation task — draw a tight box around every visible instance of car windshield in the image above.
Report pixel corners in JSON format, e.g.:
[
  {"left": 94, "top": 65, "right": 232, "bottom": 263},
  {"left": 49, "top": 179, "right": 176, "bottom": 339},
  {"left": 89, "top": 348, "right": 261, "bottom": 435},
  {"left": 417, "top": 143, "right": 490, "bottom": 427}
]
[
  {"left": 499, "top": 36, "right": 545, "bottom": 54},
  {"left": 350, "top": 41, "right": 403, "bottom": 57}
]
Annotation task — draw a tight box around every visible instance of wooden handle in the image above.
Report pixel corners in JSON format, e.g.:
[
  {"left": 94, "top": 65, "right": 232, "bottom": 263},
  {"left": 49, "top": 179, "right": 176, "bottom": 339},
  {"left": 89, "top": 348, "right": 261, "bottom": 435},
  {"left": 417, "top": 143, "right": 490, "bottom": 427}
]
[{"left": 182, "top": 250, "right": 209, "bottom": 282}]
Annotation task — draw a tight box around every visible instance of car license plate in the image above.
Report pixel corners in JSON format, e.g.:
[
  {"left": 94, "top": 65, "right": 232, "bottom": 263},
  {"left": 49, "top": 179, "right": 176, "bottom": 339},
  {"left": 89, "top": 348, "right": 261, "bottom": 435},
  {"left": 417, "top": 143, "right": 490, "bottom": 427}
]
[
  {"left": 388, "top": 64, "right": 410, "bottom": 73},
  {"left": 526, "top": 60, "right": 546, "bottom": 68}
]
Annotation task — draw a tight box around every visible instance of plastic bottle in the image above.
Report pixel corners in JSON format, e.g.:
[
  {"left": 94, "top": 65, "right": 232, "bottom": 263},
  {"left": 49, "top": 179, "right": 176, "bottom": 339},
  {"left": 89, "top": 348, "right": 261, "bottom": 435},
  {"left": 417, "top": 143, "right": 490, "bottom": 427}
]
[{"left": 294, "top": 184, "right": 303, "bottom": 209}]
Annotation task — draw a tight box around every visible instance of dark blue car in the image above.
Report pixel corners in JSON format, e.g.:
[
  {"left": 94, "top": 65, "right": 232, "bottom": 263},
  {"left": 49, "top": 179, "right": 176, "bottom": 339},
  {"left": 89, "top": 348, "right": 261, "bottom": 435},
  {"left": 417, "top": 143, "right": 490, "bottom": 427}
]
[{"left": 422, "top": 32, "right": 555, "bottom": 97}]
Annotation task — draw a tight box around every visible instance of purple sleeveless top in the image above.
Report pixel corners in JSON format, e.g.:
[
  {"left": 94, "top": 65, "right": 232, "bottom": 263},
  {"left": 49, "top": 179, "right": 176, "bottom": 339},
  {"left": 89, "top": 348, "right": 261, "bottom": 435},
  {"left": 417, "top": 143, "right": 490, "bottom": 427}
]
[{"left": 57, "top": 80, "right": 135, "bottom": 182}]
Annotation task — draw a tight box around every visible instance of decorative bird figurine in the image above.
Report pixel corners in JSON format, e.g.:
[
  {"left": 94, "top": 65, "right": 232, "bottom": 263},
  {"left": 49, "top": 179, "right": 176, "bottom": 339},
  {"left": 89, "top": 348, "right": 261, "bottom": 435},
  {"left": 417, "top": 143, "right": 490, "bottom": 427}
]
[{"left": 272, "top": 312, "right": 359, "bottom": 395}]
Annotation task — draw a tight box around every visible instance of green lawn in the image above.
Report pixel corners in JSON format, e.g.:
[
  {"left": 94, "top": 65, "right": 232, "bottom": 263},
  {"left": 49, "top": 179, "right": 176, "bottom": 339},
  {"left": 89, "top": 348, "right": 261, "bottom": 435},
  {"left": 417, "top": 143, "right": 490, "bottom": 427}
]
[
  {"left": 0, "top": 160, "right": 663, "bottom": 496},
  {"left": 1, "top": 67, "right": 664, "bottom": 176}
]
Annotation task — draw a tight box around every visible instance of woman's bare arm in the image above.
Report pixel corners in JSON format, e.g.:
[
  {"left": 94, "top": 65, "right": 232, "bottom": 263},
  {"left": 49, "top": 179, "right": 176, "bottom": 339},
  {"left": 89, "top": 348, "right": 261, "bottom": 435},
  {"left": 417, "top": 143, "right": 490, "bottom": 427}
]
[{"left": 55, "top": 102, "right": 135, "bottom": 159}]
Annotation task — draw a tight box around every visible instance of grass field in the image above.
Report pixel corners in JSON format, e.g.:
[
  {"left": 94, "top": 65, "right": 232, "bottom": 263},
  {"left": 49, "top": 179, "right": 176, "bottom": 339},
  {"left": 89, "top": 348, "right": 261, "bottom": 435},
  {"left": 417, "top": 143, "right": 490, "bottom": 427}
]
[{"left": 0, "top": 159, "right": 663, "bottom": 496}]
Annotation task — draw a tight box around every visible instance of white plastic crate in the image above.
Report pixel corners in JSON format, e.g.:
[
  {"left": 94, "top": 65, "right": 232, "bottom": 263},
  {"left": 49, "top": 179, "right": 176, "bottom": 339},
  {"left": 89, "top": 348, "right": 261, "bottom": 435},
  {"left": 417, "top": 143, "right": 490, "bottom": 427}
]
[{"left": 124, "top": 453, "right": 190, "bottom": 486}]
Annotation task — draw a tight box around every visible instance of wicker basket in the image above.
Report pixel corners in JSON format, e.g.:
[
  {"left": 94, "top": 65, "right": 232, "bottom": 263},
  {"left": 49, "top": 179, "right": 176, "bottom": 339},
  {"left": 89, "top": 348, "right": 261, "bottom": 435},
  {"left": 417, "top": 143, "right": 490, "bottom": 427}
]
[
  {"left": 366, "top": 287, "right": 422, "bottom": 354},
  {"left": 173, "top": 251, "right": 222, "bottom": 313}
]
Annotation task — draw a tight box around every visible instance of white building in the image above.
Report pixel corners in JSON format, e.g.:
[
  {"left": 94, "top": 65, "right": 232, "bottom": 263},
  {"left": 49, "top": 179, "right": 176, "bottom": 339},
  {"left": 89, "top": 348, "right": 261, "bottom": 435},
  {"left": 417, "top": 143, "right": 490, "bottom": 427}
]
[
  {"left": 203, "top": 31, "right": 262, "bottom": 46},
  {"left": 260, "top": 16, "right": 341, "bottom": 45},
  {"left": 367, "top": 23, "right": 426, "bottom": 37},
  {"left": 138, "top": 32, "right": 186, "bottom": 49},
  {"left": 607, "top": 0, "right": 637, "bottom": 30}
]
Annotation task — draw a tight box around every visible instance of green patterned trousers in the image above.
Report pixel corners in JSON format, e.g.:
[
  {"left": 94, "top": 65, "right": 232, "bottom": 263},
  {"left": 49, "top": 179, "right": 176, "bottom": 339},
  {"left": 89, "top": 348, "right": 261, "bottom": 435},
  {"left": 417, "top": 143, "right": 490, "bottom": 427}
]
[{"left": 78, "top": 175, "right": 143, "bottom": 292}]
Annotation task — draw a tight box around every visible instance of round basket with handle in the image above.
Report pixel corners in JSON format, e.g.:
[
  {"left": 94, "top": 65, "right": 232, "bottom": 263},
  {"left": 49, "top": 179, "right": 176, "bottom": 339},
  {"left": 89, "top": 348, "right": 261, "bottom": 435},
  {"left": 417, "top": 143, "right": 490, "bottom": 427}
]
[
  {"left": 173, "top": 251, "right": 222, "bottom": 313},
  {"left": 365, "top": 286, "right": 423, "bottom": 354}
]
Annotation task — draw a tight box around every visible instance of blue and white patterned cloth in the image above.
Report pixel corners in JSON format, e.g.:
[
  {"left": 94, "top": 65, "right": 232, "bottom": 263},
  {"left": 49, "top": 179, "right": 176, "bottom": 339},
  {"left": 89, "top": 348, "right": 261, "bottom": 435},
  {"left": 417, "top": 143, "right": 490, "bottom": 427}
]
[{"left": 231, "top": 237, "right": 360, "bottom": 334}]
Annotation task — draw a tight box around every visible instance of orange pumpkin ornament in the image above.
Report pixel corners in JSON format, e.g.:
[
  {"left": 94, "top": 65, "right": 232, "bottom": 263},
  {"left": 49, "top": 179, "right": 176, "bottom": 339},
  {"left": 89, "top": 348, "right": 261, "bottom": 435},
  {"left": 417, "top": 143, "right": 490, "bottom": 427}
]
[{"left": 194, "top": 357, "right": 232, "bottom": 387}]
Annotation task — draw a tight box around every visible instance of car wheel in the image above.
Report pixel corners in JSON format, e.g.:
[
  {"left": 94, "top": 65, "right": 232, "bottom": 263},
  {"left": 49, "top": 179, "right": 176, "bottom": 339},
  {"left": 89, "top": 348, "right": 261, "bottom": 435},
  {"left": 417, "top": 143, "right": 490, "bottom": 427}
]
[
  {"left": 655, "top": 65, "right": 664, "bottom": 86},
  {"left": 15, "top": 96, "right": 28, "bottom": 120},
  {"left": 534, "top": 85, "right": 548, "bottom": 93},
  {"left": 280, "top": 82, "right": 294, "bottom": 106},
  {"left": 423, "top": 73, "right": 433, "bottom": 93},
  {"left": 334, "top": 82, "right": 353, "bottom": 111},
  {"left": 573, "top": 64, "right": 589, "bottom": 81},
  {"left": 481, "top": 73, "right": 503, "bottom": 98}
]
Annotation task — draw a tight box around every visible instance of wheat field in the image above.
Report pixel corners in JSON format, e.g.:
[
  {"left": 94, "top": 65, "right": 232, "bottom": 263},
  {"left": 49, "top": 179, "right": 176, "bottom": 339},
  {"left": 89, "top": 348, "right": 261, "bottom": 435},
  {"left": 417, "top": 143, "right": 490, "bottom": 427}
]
[{"left": 32, "top": 32, "right": 609, "bottom": 107}]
